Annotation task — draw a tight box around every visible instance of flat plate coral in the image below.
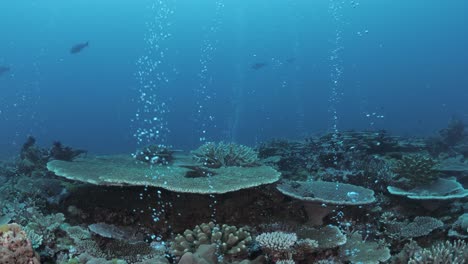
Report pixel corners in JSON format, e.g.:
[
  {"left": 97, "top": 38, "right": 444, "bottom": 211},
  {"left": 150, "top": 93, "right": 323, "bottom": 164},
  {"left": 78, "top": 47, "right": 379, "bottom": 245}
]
[{"left": 47, "top": 155, "right": 280, "bottom": 194}]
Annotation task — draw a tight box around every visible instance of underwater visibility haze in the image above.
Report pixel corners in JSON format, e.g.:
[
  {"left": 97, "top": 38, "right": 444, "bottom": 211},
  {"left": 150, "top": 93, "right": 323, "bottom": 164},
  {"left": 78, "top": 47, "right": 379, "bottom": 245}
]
[{"left": 0, "top": 0, "right": 467, "bottom": 263}]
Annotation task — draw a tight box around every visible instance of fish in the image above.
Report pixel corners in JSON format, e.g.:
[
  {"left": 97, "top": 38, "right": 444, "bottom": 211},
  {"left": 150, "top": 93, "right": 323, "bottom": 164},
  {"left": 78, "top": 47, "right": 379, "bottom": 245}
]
[
  {"left": 251, "top": 62, "right": 267, "bottom": 70},
  {"left": 70, "top": 42, "right": 89, "bottom": 54},
  {"left": 0, "top": 66, "right": 10, "bottom": 76}
]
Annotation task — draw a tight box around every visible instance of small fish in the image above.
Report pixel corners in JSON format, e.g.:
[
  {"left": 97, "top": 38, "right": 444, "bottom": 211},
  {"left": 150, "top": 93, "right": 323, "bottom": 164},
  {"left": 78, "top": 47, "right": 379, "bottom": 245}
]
[
  {"left": 0, "top": 66, "right": 10, "bottom": 76},
  {"left": 251, "top": 62, "right": 267, "bottom": 70},
  {"left": 70, "top": 42, "right": 89, "bottom": 54}
]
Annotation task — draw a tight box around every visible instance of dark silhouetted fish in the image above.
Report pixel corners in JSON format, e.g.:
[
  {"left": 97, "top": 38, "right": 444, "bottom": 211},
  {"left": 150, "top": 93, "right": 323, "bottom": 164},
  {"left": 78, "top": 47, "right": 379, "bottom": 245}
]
[
  {"left": 286, "top": 57, "right": 296, "bottom": 63},
  {"left": 251, "top": 62, "right": 267, "bottom": 70},
  {"left": 70, "top": 42, "right": 89, "bottom": 54},
  {"left": 0, "top": 66, "right": 10, "bottom": 76}
]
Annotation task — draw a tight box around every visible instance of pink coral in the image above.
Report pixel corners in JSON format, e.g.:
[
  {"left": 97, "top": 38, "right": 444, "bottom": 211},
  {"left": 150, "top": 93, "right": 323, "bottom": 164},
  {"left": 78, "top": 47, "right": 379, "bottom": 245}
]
[{"left": 0, "top": 223, "right": 41, "bottom": 264}]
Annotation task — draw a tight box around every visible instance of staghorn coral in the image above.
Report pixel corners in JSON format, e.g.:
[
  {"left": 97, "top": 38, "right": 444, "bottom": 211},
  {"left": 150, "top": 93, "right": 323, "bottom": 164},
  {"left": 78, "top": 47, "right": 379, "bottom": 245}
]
[
  {"left": 393, "top": 154, "right": 439, "bottom": 189},
  {"left": 0, "top": 223, "right": 40, "bottom": 264},
  {"left": 171, "top": 222, "right": 252, "bottom": 259},
  {"left": 192, "top": 142, "right": 259, "bottom": 168},
  {"left": 408, "top": 240, "right": 468, "bottom": 264}
]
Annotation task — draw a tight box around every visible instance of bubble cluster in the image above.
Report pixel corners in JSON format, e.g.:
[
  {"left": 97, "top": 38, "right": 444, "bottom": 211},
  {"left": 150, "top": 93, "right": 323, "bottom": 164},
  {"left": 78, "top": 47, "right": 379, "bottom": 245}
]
[
  {"left": 133, "top": 0, "right": 175, "bottom": 147},
  {"left": 194, "top": 1, "right": 225, "bottom": 224},
  {"left": 328, "top": 0, "right": 345, "bottom": 166},
  {"left": 133, "top": 1, "right": 176, "bottom": 231},
  {"left": 195, "top": 1, "right": 224, "bottom": 143}
]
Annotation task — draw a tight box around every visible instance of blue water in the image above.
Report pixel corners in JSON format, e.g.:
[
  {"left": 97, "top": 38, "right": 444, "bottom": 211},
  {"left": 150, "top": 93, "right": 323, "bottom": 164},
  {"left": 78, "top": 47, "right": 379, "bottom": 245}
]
[{"left": 1, "top": 0, "right": 467, "bottom": 157}]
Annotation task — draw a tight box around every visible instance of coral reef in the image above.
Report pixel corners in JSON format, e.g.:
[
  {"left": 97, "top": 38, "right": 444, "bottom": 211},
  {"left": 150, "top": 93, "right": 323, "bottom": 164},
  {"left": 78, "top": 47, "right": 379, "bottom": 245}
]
[{"left": 1, "top": 126, "right": 468, "bottom": 264}]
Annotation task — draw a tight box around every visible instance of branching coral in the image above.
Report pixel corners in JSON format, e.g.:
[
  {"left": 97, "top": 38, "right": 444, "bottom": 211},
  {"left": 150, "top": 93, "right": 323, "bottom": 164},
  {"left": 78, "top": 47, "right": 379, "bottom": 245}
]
[
  {"left": 255, "top": 231, "right": 321, "bottom": 262},
  {"left": 192, "top": 142, "right": 259, "bottom": 168},
  {"left": 393, "top": 154, "right": 439, "bottom": 189},
  {"left": 256, "top": 231, "right": 297, "bottom": 260}
]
